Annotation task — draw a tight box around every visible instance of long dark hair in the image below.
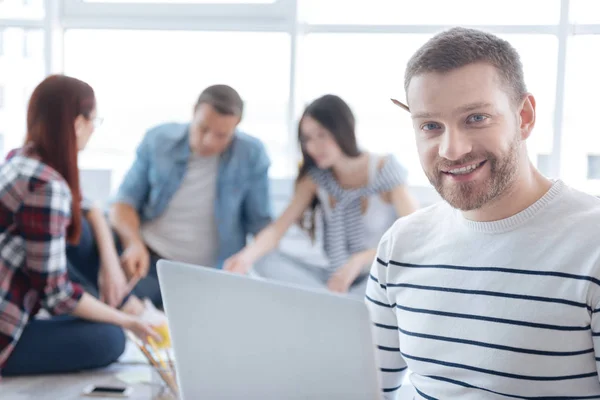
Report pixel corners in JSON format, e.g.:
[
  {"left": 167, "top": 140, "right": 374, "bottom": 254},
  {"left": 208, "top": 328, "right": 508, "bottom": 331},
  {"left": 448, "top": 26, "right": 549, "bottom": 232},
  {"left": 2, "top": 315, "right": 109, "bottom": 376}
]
[
  {"left": 296, "top": 94, "right": 361, "bottom": 239},
  {"left": 25, "top": 74, "right": 96, "bottom": 244}
]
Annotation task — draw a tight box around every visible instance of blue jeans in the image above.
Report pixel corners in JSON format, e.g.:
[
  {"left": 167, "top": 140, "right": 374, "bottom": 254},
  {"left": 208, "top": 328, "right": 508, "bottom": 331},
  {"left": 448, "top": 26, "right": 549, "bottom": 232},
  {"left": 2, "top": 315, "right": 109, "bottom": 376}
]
[
  {"left": 2, "top": 316, "right": 126, "bottom": 376},
  {"left": 2, "top": 215, "right": 128, "bottom": 376}
]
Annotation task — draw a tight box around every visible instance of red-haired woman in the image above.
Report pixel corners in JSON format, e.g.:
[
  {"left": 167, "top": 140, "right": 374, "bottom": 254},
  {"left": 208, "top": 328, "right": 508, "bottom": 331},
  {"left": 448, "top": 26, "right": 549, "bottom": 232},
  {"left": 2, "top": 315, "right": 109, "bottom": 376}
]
[{"left": 0, "top": 75, "right": 159, "bottom": 376}]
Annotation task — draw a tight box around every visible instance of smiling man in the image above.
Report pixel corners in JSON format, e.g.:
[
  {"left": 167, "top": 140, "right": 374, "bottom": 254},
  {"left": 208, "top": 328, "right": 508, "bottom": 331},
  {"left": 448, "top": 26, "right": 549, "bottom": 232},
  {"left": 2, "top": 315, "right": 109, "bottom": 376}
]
[{"left": 367, "top": 28, "right": 600, "bottom": 399}]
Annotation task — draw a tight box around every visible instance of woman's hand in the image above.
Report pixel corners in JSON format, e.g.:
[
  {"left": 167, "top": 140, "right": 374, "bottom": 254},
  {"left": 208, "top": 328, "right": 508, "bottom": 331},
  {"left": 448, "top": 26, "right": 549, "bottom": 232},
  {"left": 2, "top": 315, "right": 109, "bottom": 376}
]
[
  {"left": 223, "top": 251, "right": 254, "bottom": 275},
  {"left": 327, "top": 249, "right": 376, "bottom": 294},
  {"left": 122, "top": 315, "right": 162, "bottom": 344},
  {"left": 327, "top": 256, "right": 365, "bottom": 294}
]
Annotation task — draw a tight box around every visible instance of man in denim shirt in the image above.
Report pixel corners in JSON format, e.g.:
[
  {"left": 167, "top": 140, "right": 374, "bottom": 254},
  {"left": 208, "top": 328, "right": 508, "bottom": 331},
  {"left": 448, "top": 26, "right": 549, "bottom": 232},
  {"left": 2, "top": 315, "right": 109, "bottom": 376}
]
[{"left": 110, "top": 85, "right": 272, "bottom": 306}]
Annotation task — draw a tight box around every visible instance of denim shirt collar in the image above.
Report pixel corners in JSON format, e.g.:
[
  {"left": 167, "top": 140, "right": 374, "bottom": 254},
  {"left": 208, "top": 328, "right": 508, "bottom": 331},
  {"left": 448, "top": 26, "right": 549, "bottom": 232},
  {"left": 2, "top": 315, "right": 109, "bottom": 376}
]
[{"left": 173, "top": 123, "right": 236, "bottom": 165}]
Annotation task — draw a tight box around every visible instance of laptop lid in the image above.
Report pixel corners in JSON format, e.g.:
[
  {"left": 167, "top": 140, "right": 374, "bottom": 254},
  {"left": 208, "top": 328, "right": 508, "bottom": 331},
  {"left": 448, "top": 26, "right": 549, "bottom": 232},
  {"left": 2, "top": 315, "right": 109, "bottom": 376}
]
[{"left": 157, "top": 260, "right": 382, "bottom": 400}]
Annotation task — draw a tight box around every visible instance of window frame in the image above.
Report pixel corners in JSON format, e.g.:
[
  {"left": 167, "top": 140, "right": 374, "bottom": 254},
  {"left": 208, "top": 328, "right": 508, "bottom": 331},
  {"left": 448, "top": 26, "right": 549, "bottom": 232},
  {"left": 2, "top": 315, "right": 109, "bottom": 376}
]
[{"left": 62, "top": 0, "right": 292, "bottom": 22}]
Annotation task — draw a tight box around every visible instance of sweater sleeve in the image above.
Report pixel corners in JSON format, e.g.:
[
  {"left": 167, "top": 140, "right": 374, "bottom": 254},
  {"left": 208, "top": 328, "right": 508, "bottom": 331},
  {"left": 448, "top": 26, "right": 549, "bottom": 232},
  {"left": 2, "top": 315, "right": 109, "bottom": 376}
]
[{"left": 365, "top": 228, "right": 407, "bottom": 399}]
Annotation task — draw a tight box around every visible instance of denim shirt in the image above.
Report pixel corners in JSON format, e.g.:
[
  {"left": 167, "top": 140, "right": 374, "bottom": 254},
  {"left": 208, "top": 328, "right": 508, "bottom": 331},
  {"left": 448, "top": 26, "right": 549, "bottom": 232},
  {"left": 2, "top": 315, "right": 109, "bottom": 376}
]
[{"left": 113, "top": 123, "right": 273, "bottom": 268}]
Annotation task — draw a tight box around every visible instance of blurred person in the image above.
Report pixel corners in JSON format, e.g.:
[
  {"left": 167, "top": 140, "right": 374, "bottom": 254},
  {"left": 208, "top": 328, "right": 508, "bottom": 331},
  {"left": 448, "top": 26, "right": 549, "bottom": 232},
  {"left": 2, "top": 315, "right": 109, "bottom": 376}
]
[
  {"left": 224, "top": 94, "right": 418, "bottom": 297},
  {"left": 0, "top": 75, "right": 160, "bottom": 377},
  {"left": 110, "top": 84, "right": 272, "bottom": 308}
]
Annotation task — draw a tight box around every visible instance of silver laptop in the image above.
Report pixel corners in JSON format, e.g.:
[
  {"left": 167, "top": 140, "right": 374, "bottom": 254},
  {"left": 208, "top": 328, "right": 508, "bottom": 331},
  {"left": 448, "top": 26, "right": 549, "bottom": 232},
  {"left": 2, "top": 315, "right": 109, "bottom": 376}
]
[{"left": 157, "top": 259, "right": 382, "bottom": 400}]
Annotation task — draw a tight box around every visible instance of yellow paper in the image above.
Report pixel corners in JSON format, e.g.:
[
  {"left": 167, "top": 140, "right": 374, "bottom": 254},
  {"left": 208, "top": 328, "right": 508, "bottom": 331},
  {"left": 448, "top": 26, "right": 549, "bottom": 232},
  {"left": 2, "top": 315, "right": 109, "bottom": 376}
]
[{"left": 153, "top": 322, "right": 172, "bottom": 348}]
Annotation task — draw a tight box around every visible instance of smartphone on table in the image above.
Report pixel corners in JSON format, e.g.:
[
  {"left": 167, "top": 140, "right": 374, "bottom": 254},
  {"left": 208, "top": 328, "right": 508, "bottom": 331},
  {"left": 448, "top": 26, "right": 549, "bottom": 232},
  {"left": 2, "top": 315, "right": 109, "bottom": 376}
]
[{"left": 82, "top": 385, "right": 132, "bottom": 397}]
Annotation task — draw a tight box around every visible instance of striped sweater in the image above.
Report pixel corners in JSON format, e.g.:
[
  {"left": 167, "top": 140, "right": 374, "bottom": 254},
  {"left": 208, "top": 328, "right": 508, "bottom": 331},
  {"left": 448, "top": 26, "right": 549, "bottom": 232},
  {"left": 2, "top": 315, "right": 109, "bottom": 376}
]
[{"left": 366, "top": 180, "right": 600, "bottom": 399}]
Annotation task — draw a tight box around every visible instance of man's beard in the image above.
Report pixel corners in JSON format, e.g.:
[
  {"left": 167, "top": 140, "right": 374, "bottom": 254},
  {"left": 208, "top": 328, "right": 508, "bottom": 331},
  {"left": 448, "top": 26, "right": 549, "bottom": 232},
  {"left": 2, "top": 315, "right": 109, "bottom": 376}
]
[{"left": 426, "top": 136, "right": 520, "bottom": 211}]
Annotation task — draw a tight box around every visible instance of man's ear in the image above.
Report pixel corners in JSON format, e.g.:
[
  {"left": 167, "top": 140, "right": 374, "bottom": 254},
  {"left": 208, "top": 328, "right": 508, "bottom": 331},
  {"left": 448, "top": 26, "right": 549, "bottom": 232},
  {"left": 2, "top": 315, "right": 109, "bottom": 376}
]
[{"left": 519, "top": 94, "right": 536, "bottom": 140}]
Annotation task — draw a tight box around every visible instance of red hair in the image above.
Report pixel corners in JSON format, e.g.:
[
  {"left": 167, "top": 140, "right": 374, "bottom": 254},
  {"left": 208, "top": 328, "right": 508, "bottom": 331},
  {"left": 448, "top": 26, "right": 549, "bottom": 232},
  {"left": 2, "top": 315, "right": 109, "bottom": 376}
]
[{"left": 25, "top": 74, "right": 96, "bottom": 244}]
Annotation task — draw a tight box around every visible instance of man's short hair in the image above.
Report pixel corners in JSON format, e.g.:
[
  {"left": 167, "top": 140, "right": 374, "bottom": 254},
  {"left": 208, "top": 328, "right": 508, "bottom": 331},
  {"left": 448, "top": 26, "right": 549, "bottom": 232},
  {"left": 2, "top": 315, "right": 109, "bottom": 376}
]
[
  {"left": 195, "top": 84, "right": 244, "bottom": 117},
  {"left": 404, "top": 27, "right": 527, "bottom": 104}
]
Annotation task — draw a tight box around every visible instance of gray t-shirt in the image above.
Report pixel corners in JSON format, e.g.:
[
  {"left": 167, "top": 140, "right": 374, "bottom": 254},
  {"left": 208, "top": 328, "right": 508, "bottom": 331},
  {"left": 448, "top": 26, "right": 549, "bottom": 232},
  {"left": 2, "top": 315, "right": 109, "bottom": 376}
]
[{"left": 142, "top": 154, "right": 219, "bottom": 267}]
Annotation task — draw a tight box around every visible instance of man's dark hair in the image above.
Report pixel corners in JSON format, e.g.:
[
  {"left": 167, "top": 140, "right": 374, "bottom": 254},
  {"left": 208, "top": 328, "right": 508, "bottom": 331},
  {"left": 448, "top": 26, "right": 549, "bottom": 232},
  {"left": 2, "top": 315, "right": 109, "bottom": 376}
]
[
  {"left": 195, "top": 84, "right": 244, "bottom": 117},
  {"left": 405, "top": 27, "right": 527, "bottom": 104}
]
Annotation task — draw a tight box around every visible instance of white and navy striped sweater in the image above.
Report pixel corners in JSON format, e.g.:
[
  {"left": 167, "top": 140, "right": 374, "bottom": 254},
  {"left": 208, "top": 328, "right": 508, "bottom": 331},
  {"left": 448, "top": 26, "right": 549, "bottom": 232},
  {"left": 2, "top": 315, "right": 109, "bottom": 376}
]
[{"left": 366, "top": 180, "right": 600, "bottom": 399}]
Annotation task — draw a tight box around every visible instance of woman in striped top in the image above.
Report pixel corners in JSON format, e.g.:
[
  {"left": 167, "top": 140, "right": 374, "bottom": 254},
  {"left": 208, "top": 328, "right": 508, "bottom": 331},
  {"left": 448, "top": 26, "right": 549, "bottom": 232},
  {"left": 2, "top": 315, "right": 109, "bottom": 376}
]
[
  {"left": 224, "top": 94, "right": 418, "bottom": 295},
  {"left": 0, "top": 75, "right": 160, "bottom": 376}
]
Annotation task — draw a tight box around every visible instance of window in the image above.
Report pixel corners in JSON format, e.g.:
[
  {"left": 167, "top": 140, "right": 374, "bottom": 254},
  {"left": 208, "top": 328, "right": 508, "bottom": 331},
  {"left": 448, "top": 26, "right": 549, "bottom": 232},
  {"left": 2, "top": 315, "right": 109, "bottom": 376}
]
[
  {"left": 301, "top": 33, "right": 428, "bottom": 185},
  {"left": 0, "top": 0, "right": 590, "bottom": 197},
  {"left": 570, "top": 0, "right": 600, "bottom": 24},
  {"left": 300, "top": 33, "right": 558, "bottom": 185},
  {"left": 64, "top": 29, "right": 291, "bottom": 191},
  {"left": 0, "top": 28, "right": 45, "bottom": 152},
  {"left": 22, "top": 30, "right": 44, "bottom": 59},
  {"left": 63, "top": 0, "right": 287, "bottom": 20},
  {"left": 299, "top": 0, "right": 560, "bottom": 25},
  {"left": 537, "top": 154, "right": 551, "bottom": 177},
  {"left": 500, "top": 35, "right": 558, "bottom": 177},
  {"left": 587, "top": 155, "right": 600, "bottom": 180},
  {"left": 0, "top": 0, "right": 44, "bottom": 19},
  {"left": 562, "top": 35, "right": 600, "bottom": 194}
]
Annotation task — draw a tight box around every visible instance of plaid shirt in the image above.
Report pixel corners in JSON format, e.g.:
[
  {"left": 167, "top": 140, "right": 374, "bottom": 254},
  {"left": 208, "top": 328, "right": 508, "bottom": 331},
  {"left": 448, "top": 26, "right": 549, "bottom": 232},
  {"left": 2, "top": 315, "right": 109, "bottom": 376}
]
[{"left": 0, "top": 149, "right": 83, "bottom": 372}]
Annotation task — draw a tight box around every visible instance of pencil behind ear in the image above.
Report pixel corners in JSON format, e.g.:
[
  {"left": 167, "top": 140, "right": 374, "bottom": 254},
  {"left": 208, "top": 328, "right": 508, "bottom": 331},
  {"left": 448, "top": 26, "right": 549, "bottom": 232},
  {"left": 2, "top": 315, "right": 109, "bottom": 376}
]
[{"left": 391, "top": 98, "right": 410, "bottom": 112}]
